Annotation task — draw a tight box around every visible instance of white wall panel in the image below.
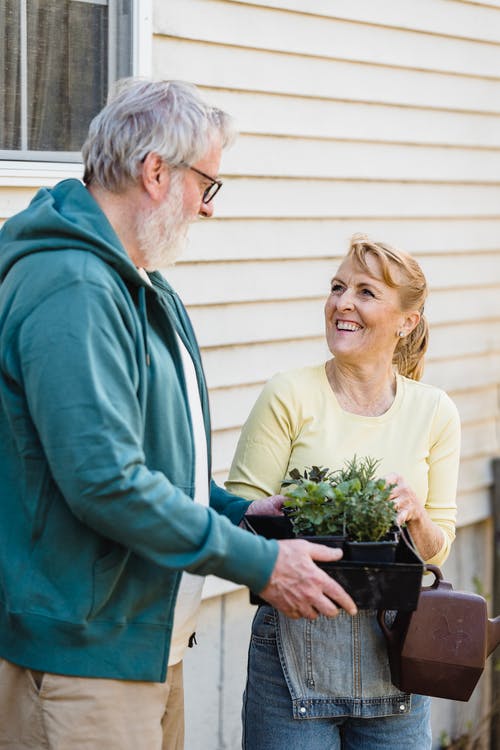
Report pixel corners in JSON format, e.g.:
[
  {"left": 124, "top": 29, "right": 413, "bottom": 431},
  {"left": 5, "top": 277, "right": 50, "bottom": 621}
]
[
  {"left": 201, "top": 338, "right": 328, "bottom": 389},
  {"left": 158, "top": 0, "right": 500, "bottom": 77},
  {"left": 186, "top": 218, "right": 500, "bottom": 261},
  {"left": 165, "top": 258, "right": 333, "bottom": 305},
  {"left": 206, "top": 88, "right": 500, "bottom": 148},
  {"left": 155, "top": 38, "right": 500, "bottom": 114},
  {"left": 456, "top": 489, "right": 492, "bottom": 528},
  {"left": 151, "top": 5, "right": 500, "bottom": 743},
  {"left": 227, "top": 0, "right": 500, "bottom": 43},
  {"left": 211, "top": 179, "right": 500, "bottom": 219},
  {"left": 423, "top": 321, "right": 500, "bottom": 361},
  {"left": 188, "top": 299, "right": 324, "bottom": 347},
  {"left": 224, "top": 135, "right": 500, "bottom": 182},
  {"left": 166, "top": 252, "right": 500, "bottom": 306},
  {"left": 0, "top": 188, "right": 42, "bottom": 221},
  {"left": 451, "top": 387, "right": 499, "bottom": 425},
  {"left": 424, "top": 353, "right": 500, "bottom": 391},
  {"left": 458, "top": 454, "right": 493, "bottom": 493},
  {"left": 460, "top": 420, "right": 498, "bottom": 459},
  {"left": 424, "top": 287, "right": 500, "bottom": 324},
  {"left": 209, "top": 383, "right": 263, "bottom": 431},
  {"left": 418, "top": 252, "right": 500, "bottom": 287}
]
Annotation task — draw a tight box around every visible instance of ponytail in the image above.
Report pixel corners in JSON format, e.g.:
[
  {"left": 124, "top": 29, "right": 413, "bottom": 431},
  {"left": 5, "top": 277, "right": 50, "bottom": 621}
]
[{"left": 393, "top": 315, "right": 428, "bottom": 381}]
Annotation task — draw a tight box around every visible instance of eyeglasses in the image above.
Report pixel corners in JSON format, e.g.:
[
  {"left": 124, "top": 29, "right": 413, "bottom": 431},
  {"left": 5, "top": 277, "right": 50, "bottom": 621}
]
[
  {"left": 141, "top": 154, "right": 223, "bottom": 204},
  {"left": 184, "top": 165, "right": 223, "bottom": 204}
]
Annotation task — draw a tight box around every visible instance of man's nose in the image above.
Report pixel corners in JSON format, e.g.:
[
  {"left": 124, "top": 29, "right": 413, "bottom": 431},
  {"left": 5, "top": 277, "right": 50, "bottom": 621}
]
[{"left": 199, "top": 200, "right": 214, "bottom": 218}]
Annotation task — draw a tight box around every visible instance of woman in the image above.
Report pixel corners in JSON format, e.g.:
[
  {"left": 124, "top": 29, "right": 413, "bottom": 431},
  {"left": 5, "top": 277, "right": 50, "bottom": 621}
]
[{"left": 226, "top": 235, "right": 461, "bottom": 750}]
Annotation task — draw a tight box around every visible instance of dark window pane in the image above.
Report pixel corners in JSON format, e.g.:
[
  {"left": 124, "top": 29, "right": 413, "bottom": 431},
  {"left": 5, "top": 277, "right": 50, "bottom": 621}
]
[
  {"left": 0, "top": 1, "right": 21, "bottom": 150},
  {"left": 27, "top": 0, "right": 108, "bottom": 151},
  {"left": 67, "top": 2, "right": 108, "bottom": 150},
  {"left": 1, "top": 0, "right": 132, "bottom": 156}
]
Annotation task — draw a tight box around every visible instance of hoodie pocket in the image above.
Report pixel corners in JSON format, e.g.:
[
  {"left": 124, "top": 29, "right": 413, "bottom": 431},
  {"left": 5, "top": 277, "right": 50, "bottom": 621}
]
[
  {"left": 23, "top": 459, "right": 55, "bottom": 540},
  {"left": 88, "top": 545, "right": 130, "bottom": 620}
]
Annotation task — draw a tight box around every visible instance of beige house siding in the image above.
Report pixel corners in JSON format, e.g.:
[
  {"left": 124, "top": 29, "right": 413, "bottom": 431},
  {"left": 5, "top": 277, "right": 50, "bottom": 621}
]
[
  {"left": 159, "top": 0, "right": 500, "bottom": 529},
  {"left": 156, "top": 2, "right": 500, "bottom": 747},
  {"left": 0, "top": 1, "right": 499, "bottom": 747}
]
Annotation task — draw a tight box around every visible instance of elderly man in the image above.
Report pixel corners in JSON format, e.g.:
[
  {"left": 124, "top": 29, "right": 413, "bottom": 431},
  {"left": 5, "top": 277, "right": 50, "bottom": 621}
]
[{"left": 0, "top": 78, "right": 355, "bottom": 749}]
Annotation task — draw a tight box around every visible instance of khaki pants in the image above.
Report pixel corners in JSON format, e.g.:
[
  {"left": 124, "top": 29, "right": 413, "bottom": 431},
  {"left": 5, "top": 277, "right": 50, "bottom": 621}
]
[{"left": 0, "top": 658, "right": 184, "bottom": 750}]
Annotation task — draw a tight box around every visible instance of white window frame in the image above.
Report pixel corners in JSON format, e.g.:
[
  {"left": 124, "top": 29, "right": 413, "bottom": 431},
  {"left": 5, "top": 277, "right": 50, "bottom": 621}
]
[{"left": 0, "top": 0, "right": 152, "bottom": 188}]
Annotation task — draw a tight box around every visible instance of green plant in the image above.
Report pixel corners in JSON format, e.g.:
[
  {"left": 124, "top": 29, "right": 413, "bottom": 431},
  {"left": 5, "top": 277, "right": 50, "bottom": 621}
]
[
  {"left": 282, "top": 456, "right": 397, "bottom": 542},
  {"left": 341, "top": 457, "right": 397, "bottom": 542},
  {"left": 281, "top": 466, "right": 345, "bottom": 536}
]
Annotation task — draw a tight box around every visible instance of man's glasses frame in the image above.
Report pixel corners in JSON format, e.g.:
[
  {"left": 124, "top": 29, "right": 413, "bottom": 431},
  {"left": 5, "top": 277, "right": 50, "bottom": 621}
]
[
  {"left": 184, "top": 165, "right": 223, "bottom": 204},
  {"left": 140, "top": 154, "right": 223, "bottom": 204}
]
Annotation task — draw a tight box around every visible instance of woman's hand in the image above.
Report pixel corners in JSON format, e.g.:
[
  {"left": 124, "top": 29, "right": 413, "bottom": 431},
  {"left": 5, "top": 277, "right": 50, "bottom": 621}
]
[
  {"left": 385, "top": 472, "right": 444, "bottom": 561},
  {"left": 245, "top": 494, "right": 287, "bottom": 517},
  {"left": 385, "top": 473, "right": 424, "bottom": 526}
]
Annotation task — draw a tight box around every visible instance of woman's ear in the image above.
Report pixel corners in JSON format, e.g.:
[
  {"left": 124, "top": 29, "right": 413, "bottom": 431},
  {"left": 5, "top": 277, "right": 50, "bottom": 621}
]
[
  {"left": 140, "top": 152, "right": 170, "bottom": 202},
  {"left": 401, "top": 311, "right": 421, "bottom": 337}
]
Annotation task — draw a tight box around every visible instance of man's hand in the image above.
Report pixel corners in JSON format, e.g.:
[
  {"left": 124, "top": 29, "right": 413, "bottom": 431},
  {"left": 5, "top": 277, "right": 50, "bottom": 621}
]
[
  {"left": 258, "top": 539, "right": 357, "bottom": 620},
  {"left": 245, "top": 494, "right": 287, "bottom": 517}
]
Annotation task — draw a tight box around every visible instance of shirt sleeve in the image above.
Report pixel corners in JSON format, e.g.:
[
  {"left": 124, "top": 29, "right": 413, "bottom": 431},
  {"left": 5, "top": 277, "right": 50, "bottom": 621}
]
[
  {"left": 423, "top": 391, "right": 461, "bottom": 567},
  {"left": 226, "top": 374, "right": 296, "bottom": 500}
]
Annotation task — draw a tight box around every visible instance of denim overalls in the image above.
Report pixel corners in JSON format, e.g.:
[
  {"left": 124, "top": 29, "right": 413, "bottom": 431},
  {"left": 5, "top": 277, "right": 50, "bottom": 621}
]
[{"left": 242, "top": 605, "right": 432, "bottom": 750}]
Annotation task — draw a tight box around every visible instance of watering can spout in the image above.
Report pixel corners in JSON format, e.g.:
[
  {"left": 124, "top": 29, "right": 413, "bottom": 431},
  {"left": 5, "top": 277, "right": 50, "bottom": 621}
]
[{"left": 487, "top": 616, "right": 500, "bottom": 657}]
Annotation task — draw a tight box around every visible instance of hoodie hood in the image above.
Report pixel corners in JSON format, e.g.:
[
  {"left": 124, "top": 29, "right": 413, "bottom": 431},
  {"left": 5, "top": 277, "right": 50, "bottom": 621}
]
[{"left": 0, "top": 179, "right": 144, "bottom": 287}]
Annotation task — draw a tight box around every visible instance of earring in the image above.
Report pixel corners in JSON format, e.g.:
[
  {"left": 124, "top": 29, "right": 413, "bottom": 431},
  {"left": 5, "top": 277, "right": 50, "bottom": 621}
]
[{"left": 398, "top": 331, "right": 405, "bottom": 338}]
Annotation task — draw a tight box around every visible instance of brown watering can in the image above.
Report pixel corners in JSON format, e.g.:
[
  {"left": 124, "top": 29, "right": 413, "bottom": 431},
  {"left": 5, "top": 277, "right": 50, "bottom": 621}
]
[{"left": 377, "top": 565, "right": 500, "bottom": 701}]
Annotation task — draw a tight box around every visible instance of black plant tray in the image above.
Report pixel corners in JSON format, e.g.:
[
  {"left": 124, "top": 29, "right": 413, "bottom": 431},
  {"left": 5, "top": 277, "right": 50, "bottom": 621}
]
[{"left": 243, "top": 515, "right": 424, "bottom": 612}]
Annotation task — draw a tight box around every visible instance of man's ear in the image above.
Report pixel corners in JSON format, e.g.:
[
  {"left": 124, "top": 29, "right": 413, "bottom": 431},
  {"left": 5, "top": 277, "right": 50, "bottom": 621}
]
[{"left": 140, "top": 152, "right": 170, "bottom": 202}]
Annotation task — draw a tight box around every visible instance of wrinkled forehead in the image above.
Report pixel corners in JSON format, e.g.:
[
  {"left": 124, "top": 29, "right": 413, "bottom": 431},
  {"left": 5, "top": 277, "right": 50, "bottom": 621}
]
[
  {"left": 343, "top": 248, "right": 403, "bottom": 288},
  {"left": 335, "top": 252, "right": 387, "bottom": 283}
]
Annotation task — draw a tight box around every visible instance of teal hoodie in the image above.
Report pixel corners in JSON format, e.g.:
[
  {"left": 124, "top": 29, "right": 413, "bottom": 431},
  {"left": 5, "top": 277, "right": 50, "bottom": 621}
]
[{"left": 0, "top": 179, "right": 278, "bottom": 681}]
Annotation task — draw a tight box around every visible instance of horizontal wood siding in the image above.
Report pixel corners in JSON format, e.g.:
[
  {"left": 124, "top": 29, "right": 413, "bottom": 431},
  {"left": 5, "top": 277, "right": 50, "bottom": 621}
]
[
  {"left": 0, "top": 1, "right": 497, "bottom": 538},
  {"left": 149, "top": 1, "right": 500, "bottom": 548},
  {"left": 0, "top": 1, "right": 498, "bottom": 744},
  {"left": 154, "top": 8, "right": 499, "bottom": 739}
]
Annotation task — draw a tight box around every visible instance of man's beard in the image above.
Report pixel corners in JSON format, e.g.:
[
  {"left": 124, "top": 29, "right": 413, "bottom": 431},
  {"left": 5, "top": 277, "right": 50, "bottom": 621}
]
[{"left": 136, "top": 171, "right": 191, "bottom": 270}]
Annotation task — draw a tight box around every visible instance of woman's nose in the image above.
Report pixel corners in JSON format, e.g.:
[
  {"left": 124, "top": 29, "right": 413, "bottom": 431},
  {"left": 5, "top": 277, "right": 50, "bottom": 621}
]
[{"left": 337, "top": 289, "right": 354, "bottom": 310}]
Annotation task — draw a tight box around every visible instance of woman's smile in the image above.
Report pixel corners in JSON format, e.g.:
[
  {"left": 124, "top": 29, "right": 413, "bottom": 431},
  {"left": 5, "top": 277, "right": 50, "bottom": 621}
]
[{"left": 336, "top": 319, "right": 363, "bottom": 332}]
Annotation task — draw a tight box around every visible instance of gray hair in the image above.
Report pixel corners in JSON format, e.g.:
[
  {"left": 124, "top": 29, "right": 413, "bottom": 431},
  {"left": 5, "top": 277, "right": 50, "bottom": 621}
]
[{"left": 82, "top": 77, "right": 236, "bottom": 191}]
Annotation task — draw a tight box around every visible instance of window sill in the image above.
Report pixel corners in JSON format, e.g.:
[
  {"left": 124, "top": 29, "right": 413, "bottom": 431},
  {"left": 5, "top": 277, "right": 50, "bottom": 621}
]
[{"left": 0, "top": 161, "right": 83, "bottom": 188}]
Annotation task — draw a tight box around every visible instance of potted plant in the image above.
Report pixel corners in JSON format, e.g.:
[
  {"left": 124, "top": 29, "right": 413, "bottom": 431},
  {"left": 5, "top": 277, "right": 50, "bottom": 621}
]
[
  {"left": 280, "top": 465, "right": 345, "bottom": 547},
  {"left": 244, "top": 457, "right": 423, "bottom": 611},
  {"left": 282, "top": 456, "right": 399, "bottom": 562}
]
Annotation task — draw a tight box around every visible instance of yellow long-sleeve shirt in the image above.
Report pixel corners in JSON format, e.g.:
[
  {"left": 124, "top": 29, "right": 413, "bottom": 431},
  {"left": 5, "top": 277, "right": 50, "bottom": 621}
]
[{"left": 227, "top": 363, "right": 461, "bottom": 567}]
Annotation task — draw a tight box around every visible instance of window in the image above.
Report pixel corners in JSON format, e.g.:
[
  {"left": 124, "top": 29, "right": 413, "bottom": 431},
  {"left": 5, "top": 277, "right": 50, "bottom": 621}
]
[{"left": 0, "top": 0, "right": 133, "bottom": 161}]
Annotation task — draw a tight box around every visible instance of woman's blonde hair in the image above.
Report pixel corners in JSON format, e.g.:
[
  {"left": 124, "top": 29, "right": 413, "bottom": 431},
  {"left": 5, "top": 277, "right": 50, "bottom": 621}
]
[{"left": 347, "top": 234, "right": 428, "bottom": 381}]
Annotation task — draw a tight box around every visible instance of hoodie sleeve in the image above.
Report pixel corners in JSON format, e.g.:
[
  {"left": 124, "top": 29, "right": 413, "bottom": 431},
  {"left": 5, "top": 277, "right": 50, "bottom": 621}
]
[{"left": 15, "top": 272, "right": 277, "bottom": 593}]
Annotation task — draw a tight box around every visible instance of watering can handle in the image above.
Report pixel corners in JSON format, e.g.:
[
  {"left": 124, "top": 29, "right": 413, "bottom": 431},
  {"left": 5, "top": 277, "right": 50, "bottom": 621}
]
[{"left": 424, "top": 564, "right": 443, "bottom": 588}]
